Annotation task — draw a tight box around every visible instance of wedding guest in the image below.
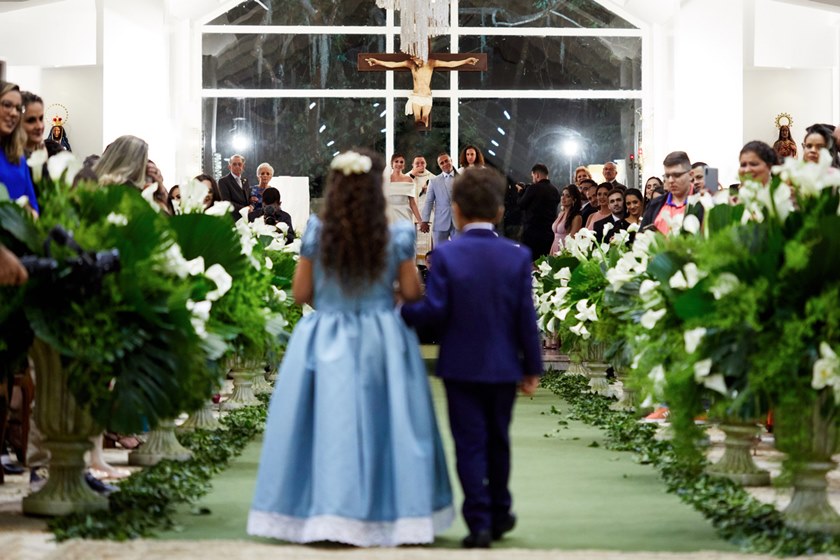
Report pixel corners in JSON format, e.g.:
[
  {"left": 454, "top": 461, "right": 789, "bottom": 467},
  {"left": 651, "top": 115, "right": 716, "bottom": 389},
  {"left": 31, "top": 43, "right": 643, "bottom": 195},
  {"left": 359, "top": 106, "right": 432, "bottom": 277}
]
[
  {"left": 20, "top": 92, "right": 45, "bottom": 157},
  {"left": 457, "top": 144, "right": 485, "bottom": 174},
  {"left": 802, "top": 123, "right": 840, "bottom": 168},
  {"left": 573, "top": 165, "right": 592, "bottom": 187},
  {"left": 593, "top": 188, "right": 629, "bottom": 243},
  {"left": 420, "top": 153, "right": 458, "bottom": 244},
  {"left": 579, "top": 178, "right": 599, "bottom": 225},
  {"left": 516, "top": 163, "right": 560, "bottom": 261},
  {"left": 644, "top": 176, "right": 663, "bottom": 203},
  {"left": 624, "top": 187, "right": 644, "bottom": 226},
  {"left": 739, "top": 141, "right": 778, "bottom": 186},
  {"left": 690, "top": 162, "right": 707, "bottom": 194},
  {"left": 95, "top": 135, "right": 148, "bottom": 188},
  {"left": 602, "top": 161, "right": 625, "bottom": 189},
  {"left": 584, "top": 183, "right": 611, "bottom": 230},
  {"left": 218, "top": 154, "right": 250, "bottom": 219},
  {"left": 0, "top": 81, "right": 39, "bottom": 215},
  {"left": 195, "top": 173, "right": 223, "bottom": 209},
  {"left": 247, "top": 149, "right": 452, "bottom": 546},
  {"left": 641, "top": 151, "right": 704, "bottom": 234},
  {"left": 550, "top": 184, "right": 582, "bottom": 255},
  {"left": 251, "top": 162, "right": 274, "bottom": 211},
  {"left": 402, "top": 166, "right": 542, "bottom": 549}
]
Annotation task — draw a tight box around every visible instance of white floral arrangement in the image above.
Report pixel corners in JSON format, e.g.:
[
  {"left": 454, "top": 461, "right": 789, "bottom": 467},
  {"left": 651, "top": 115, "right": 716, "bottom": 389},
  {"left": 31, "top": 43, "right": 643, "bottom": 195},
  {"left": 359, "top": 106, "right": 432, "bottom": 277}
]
[{"left": 330, "top": 150, "right": 372, "bottom": 176}]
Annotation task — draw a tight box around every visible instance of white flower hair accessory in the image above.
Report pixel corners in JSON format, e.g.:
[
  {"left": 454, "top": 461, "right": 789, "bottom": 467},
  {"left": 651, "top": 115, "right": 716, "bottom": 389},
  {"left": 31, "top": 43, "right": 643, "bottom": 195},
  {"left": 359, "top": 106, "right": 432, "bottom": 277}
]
[{"left": 330, "top": 151, "right": 372, "bottom": 176}]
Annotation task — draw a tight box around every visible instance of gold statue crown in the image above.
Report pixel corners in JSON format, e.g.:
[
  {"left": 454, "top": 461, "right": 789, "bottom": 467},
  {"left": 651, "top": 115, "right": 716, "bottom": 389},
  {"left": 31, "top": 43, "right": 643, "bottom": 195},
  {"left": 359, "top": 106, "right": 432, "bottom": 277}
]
[{"left": 775, "top": 112, "right": 793, "bottom": 129}]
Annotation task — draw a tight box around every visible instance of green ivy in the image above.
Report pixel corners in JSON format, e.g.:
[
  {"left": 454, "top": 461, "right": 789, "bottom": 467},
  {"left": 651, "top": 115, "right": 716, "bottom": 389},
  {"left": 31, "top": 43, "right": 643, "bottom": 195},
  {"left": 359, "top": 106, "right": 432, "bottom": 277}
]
[
  {"left": 48, "top": 395, "right": 269, "bottom": 542},
  {"left": 541, "top": 371, "right": 840, "bottom": 556}
]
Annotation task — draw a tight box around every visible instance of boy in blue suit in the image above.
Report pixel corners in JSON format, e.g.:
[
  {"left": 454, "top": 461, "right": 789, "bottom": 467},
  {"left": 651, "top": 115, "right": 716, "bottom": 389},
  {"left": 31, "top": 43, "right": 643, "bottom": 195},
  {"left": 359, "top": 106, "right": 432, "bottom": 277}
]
[{"left": 401, "top": 167, "right": 543, "bottom": 548}]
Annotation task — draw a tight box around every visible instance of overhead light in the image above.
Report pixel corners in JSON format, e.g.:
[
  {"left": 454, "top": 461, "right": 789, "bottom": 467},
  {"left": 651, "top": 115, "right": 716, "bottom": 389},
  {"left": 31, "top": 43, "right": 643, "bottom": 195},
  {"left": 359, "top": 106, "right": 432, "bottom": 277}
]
[
  {"left": 379, "top": 110, "right": 387, "bottom": 118},
  {"left": 503, "top": 110, "right": 511, "bottom": 120},
  {"left": 487, "top": 149, "right": 496, "bottom": 156},
  {"left": 232, "top": 134, "right": 249, "bottom": 151},
  {"left": 319, "top": 124, "right": 326, "bottom": 133},
  {"left": 333, "top": 151, "right": 341, "bottom": 157},
  {"left": 253, "top": 0, "right": 269, "bottom": 10},
  {"left": 309, "top": 102, "right": 316, "bottom": 110},
  {"left": 326, "top": 140, "right": 335, "bottom": 147},
  {"left": 497, "top": 127, "right": 505, "bottom": 136},
  {"left": 562, "top": 139, "right": 578, "bottom": 157},
  {"left": 491, "top": 140, "right": 499, "bottom": 147}
]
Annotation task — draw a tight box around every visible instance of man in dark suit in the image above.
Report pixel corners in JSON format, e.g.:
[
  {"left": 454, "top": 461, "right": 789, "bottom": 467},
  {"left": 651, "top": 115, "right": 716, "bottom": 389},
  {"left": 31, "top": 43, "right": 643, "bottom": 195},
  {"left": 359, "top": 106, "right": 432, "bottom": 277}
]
[
  {"left": 402, "top": 167, "right": 542, "bottom": 549},
  {"left": 641, "top": 151, "right": 704, "bottom": 234},
  {"left": 578, "top": 178, "right": 599, "bottom": 226},
  {"left": 602, "top": 161, "right": 626, "bottom": 190},
  {"left": 248, "top": 187, "right": 295, "bottom": 244},
  {"left": 218, "top": 154, "right": 250, "bottom": 220},
  {"left": 593, "top": 188, "right": 630, "bottom": 243},
  {"left": 516, "top": 163, "right": 560, "bottom": 261}
]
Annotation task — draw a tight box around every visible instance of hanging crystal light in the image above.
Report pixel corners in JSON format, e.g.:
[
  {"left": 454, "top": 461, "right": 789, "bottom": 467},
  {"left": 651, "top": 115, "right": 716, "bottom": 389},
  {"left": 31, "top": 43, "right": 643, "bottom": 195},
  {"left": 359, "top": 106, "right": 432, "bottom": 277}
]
[{"left": 375, "top": 0, "right": 450, "bottom": 62}]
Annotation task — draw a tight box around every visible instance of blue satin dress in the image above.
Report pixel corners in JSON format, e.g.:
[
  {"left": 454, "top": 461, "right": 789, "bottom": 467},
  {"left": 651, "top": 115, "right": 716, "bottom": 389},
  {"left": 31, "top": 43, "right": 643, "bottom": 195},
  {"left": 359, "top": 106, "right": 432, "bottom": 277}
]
[{"left": 247, "top": 216, "right": 453, "bottom": 547}]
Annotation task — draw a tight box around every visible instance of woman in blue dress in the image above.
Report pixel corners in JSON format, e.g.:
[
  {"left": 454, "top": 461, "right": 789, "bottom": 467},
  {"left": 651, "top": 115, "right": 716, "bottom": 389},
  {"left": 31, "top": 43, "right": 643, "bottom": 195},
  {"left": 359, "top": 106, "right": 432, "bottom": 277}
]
[{"left": 247, "top": 149, "right": 453, "bottom": 547}]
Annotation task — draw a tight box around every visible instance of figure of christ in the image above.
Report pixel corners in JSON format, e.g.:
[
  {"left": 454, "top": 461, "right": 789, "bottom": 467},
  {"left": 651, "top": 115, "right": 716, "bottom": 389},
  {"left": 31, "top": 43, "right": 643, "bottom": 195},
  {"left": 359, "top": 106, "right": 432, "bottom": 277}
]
[{"left": 364, "top": 55, "right": 480, "bottom": 129}]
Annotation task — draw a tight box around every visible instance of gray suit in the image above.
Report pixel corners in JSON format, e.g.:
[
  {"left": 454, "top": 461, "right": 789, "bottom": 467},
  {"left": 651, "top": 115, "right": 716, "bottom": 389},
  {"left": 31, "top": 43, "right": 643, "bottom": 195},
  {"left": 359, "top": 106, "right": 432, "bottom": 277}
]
[{"left": 421, "top": 171, "right": 458, "bottom": 245}]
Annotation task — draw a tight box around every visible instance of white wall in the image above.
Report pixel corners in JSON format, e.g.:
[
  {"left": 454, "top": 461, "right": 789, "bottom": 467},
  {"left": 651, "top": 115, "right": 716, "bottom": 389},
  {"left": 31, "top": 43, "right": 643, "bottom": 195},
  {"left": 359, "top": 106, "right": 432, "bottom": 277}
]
[
  {"left": 100, "top": 0, "right": 175, "bottom": 182},
  {"left": 670, "top": 0, "right": 744, "bottom": 184},
  {"left": 40, "top": 65, "right": 103, "bottom": 160},
  {"left": 754, "top": 0, "right": 839, "bottom": 69},
  {"left": 743, "top": 67, "right": 835, "bottom": 147},
  {"left": 0, "top": 0, "right": 96, "bottom": 67}
]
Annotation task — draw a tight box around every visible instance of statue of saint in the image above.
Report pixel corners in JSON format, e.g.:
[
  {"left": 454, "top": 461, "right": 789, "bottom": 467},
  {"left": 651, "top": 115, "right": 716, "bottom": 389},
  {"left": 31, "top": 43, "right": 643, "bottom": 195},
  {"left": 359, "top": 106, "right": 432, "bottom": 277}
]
[{"left": 773, "top": 124, "right": 797, "bottom": 160}]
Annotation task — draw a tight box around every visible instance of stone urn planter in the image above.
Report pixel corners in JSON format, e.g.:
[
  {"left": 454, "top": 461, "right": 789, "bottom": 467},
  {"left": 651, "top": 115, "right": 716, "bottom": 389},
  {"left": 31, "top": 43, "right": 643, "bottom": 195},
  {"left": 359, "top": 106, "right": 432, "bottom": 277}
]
[
  {"left": 178, "top": 400, "right": 222, "bottom": 432},
  {"left": 22, "top": 339, "right": 108, "bottom": 516},
  {"left": 584, "top": 340, "right": 611, "bottom": 396},
  {"left": 128, "top": 419, "right": 193, "bottom": 466},
  {"left": 705, "top": 420, "right": 770, "bottom": 486},
  {"left": 222, "top": 355, "right": 262, "bottom": 410},
  {"left": 775, "top": 390, "right": 840, "bottom": 533},
  {"left": 610, "top": 367, "right": 638, "bottom": 412}
]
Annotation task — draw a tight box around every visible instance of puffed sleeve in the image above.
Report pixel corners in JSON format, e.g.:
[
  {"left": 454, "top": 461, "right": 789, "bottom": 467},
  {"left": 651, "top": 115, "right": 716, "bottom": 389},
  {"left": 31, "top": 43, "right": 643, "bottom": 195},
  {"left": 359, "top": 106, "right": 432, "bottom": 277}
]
[
  {"left": 391, "top": 222, "right": 416, "bottom": 263},
  {"left": 300, "top": 215, "right": 321, "bottom": 259}
]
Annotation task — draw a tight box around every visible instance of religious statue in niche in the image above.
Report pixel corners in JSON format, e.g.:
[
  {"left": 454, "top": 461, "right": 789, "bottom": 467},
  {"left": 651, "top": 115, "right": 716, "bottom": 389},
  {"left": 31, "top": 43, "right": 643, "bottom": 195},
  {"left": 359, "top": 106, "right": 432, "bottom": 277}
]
[
  {"left": 45, "top": 103, "right": 71, "bottom": 152},
  {"left": 358, "top": 53, "right": 487, "bottom": 130},
  {"left": 773, "top": 112, "right": 796, "bottom": 160}
]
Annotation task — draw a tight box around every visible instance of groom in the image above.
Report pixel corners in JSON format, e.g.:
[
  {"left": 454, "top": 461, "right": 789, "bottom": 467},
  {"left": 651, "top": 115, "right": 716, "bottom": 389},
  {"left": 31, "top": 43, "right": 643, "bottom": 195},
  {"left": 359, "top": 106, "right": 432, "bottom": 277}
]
[
  {"left": 419, "top": 153, "right": 458, "bottom": 245},
  {"left": 402, "top": 167, "right": 543, "bottom": 548}
]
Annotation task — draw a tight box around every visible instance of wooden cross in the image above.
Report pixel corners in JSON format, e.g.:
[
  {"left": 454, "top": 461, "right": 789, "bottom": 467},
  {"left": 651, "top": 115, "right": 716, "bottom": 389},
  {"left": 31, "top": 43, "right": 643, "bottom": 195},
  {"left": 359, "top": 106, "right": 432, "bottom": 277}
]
[{"left": 357, "top": 52, "right": 487, "bottom": 131}]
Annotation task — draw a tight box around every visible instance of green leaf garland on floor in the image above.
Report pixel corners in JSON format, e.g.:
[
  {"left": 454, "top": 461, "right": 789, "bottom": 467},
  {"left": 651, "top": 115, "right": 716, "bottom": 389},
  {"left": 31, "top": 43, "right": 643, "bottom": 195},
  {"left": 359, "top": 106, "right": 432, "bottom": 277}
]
[
  {"left": 541, "top": 371, "right": 840, "bottom": 556},
  {"left": 48, "top": 395, "right": 268, "bottom": 542}
]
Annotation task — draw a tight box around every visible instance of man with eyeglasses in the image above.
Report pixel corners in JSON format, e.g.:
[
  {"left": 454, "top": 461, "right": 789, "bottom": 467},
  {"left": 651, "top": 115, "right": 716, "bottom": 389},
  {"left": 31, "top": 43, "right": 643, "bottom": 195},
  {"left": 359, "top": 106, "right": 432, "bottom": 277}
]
[{"left": 640, "top": 151, "right": 704, "bottom": 234}]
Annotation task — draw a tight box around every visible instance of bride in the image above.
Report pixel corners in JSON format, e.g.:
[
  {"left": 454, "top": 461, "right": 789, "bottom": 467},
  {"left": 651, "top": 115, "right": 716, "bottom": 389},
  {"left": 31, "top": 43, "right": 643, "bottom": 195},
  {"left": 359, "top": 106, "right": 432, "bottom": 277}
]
[{"left": 385, "top": 153, "right": 423, "bottom": 225}]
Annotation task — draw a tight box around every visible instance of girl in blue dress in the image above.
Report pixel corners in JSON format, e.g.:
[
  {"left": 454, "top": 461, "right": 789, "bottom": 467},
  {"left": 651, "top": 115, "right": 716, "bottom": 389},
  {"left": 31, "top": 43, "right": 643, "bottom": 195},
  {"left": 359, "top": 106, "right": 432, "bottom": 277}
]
[{"left": 247, "top": 150, "right": 453, "bottom": 547}]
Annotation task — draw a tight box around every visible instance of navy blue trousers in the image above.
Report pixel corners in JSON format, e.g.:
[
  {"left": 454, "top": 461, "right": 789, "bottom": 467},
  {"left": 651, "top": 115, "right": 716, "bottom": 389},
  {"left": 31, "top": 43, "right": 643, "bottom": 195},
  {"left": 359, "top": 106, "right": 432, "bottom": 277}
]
[{"left": 444, "top": 380, "right": 517, "bottom": 534}]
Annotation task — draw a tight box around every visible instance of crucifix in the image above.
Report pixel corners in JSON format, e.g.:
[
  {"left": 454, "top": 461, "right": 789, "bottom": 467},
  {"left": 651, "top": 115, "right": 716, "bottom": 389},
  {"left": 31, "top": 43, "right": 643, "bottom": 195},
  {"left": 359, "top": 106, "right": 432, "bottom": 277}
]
[{"left": 357, "top": 51, "right": 487, "bottom": 130}]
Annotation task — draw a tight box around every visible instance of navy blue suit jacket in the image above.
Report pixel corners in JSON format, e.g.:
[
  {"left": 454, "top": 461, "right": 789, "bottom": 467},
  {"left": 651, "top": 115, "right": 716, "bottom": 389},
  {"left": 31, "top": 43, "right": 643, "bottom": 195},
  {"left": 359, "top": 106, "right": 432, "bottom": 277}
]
[{"left": 401, "top": 228, "right": 543, "bottom": 383}]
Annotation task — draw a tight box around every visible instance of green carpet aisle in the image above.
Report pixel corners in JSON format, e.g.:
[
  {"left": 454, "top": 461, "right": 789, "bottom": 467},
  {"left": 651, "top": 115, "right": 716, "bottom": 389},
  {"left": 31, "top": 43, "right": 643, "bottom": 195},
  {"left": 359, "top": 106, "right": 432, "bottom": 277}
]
[{"left": 157, "top": 379, "right": 735, "bottom": 552}]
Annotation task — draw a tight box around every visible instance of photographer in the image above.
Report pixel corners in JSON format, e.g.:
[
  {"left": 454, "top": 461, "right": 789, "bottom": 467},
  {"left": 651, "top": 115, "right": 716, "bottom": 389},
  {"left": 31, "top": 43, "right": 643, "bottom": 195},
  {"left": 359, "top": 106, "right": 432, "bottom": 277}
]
[
  {"left": 0, "top": 244, "right": 27, "bottom": 286},
  {"left": 248, "top": 187, "right": 295, "bottom": 244}
]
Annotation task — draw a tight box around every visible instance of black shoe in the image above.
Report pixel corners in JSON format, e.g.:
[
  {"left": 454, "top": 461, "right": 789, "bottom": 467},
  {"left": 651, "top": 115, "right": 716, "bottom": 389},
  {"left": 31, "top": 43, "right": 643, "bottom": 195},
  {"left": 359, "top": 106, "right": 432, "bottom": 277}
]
[
  {"left": 492, "top": 512, "right": 517, "bottom": 540},
  {"left": 462, "top": 529, "right": 492, "bottom": 549},
  {"left": 2, "top": 463, "right": 24, "bottom": 475},
  {"left": 84, "top": 472, "right": 118, "bottom": 494}
]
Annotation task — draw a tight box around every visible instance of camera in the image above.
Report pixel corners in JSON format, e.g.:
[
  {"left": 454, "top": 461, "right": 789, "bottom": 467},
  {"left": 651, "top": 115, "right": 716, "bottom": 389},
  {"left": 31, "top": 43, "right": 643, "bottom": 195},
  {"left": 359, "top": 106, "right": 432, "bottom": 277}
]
[
  {"left": 263, "top": 204, "right": 279, "bottom": 226},
  {"left": 20, "top": 226, "right": 120, "bottom": 295}
]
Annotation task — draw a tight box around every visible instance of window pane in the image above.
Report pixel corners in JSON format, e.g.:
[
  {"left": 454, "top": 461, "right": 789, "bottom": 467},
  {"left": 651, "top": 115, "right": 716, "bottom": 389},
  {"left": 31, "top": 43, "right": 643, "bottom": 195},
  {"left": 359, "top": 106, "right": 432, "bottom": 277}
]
[
  {"left": 458, "top": 36, "right": 640, "bottom": 90},
  {"left": 203, "top": 97, "right": 386, "bottom": 198},
  {"left": 392, "top": 102, "right": 452, "bottom": 164},
  {"left": 203, "top": 34, "right": 386, "bottom": 89},
  {"left": 207, "top": 0, "right": 385, "bottom": 26},
  {"left": 459, "top": 0, "right": 637, "bottom": 29},
  {"left": 458, "top": 98, "right": 640, "bottom": 188}
]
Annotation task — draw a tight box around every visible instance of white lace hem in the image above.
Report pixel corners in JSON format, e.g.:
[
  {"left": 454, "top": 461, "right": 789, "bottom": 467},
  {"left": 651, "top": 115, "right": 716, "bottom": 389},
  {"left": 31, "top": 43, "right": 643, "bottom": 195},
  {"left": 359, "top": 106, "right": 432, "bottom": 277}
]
[{"left": 247, "top": 506, "right": 455, "bottom": 547}]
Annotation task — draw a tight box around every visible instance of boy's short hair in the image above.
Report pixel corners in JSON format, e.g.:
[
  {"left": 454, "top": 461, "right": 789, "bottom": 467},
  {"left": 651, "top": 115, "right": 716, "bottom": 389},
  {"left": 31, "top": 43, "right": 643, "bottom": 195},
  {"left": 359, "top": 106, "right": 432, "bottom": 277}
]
[
  {"left": 531, "top": 163, "right": 549, "bottom": 176},
  {"left": 663, "top": 151, "right": 691, "bottom": 169},
  {"left": 453, "top": 167, "right": 506, "bottom": 221},
  {"left": 262, "top": 187, "right": 280, "bottom": 205}
]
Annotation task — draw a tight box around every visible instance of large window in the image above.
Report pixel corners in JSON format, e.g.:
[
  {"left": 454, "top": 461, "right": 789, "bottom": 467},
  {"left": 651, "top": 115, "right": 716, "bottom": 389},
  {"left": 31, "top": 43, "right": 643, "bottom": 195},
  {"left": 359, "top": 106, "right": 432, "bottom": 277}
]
[{"left": 201, "top": 0, "right": 643, "bottom": 196}]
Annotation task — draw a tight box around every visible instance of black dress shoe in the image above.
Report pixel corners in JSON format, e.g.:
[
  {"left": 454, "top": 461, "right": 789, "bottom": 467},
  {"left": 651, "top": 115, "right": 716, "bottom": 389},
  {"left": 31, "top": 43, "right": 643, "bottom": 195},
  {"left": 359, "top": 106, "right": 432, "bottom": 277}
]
[
  {"left": 2, "top": 463, "right": 25, "bottom": 475},
  {"left": 84, "top": 472, "right": 118, "bottom": 494},
  {"left": 492, "top": 512, "right": 517, "bottom": 540},
  {"left": 462, "top": 529, "right": 492, "bottom": 549}
]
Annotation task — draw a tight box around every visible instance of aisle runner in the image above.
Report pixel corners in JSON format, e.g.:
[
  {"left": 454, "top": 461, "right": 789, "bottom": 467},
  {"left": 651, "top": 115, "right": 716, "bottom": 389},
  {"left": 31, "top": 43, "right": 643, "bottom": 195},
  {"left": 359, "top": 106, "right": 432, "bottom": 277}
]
[{"left": 156, "top": 381, "right": 734, "bottom": 553}]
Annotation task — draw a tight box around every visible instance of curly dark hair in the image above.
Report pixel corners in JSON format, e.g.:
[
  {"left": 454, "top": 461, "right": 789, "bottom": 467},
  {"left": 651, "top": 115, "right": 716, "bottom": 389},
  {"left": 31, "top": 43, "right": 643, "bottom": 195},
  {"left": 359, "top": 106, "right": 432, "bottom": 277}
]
[{"left": 320, "top": 149, "right": 388, "bottom": 292}]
